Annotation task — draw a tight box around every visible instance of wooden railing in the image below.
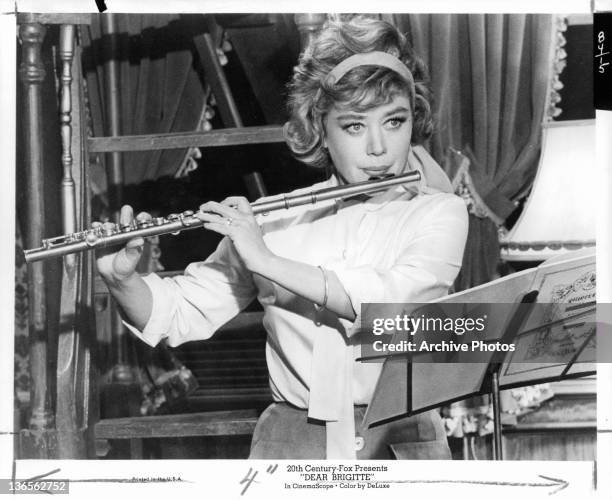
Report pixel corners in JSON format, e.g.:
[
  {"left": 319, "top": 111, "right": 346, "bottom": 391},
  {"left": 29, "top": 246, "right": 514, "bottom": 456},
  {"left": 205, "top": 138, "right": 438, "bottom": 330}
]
[{"left": 88, "top": 124, "right": 285, "bottom": 152}]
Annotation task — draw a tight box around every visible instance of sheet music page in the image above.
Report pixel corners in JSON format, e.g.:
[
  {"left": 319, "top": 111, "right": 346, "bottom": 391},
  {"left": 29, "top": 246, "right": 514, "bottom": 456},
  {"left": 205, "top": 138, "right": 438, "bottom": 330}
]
[{"left": 501, "top": 249, "right": 596, "bottom": 385}]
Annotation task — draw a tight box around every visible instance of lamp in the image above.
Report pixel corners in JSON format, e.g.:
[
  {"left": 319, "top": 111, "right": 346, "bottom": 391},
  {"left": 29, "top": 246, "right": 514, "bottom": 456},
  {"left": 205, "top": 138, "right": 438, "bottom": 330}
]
[{"left": 500, "top": 119, "right": 595, "bottom": 262}]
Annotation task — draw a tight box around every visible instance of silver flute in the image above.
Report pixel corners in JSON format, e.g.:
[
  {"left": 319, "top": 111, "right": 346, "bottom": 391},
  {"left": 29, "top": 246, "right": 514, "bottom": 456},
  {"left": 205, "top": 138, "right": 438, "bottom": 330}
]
[{"left": 24, "top": 171, "right": 421, "bottom": 263}]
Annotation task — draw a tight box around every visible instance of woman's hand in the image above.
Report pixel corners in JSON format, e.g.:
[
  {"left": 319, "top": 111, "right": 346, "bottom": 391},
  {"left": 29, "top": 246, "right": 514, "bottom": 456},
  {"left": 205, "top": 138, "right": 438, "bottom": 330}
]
[
  {"left": 196, "top": 196, "right": 275, "bottom": 274},
  {"left": 95, "top": 205, "right": 149, "bottom": 286}
]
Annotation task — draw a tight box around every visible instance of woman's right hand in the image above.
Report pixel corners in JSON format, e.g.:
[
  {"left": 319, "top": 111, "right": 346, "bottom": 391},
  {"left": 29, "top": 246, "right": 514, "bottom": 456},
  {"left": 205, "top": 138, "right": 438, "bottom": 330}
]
[{"left": 95, "top": 205, "right": 150, "bottom": 285}]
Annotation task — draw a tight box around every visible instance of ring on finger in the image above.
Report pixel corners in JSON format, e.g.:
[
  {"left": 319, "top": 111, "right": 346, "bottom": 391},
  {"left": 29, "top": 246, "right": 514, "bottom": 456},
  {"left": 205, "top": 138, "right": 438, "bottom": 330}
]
[{"left": 226, "top": 217, "right": 233, "bottom": 226}]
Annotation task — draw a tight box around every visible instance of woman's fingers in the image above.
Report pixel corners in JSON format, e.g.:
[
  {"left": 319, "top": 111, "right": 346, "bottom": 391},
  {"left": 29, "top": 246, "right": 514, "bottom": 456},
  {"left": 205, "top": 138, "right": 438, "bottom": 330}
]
[
  {"left": 196, "top": 210, "right": 227, "bottom": 224},
  {"left": 222, "top": 196, "right": 253, "bottom": 215},
  {"left": 124, "top": 211, "right": 147, "bottom": 257},
  {"left": 198, "top": 201, "right": 238, "bottom": 220},
  {"left": 118, "top": 206, "right": 149, "bottom": 250},
  {"left": 136, "top": 211, "right": 152, "bottom": 223},
  {"left": 125, "top": 237, "right": 145, "bottom": 249},
  {"left": 198, "top": 197, "right": 254, "bottom": 226},
  {"left": 202, "top": 221, "right": 232, "bottom": 236},
  {"left": 94, "top": 205, "right": 147, "bottom": 271},
  {"left": 119, "top": 205, "right": 152, "bottom": 227},
  {"left": 119, "top": 205, "right": 134, "bottom": 226}
]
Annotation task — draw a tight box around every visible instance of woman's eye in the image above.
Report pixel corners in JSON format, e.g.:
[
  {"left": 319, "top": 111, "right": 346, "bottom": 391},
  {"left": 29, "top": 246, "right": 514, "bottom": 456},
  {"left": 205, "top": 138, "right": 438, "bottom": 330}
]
[
  {"left": 386, "top": 117, "right": 407, "bottom": 129},
  {"left": 343, "top": 123, "right": 363, "bottom": 133}
]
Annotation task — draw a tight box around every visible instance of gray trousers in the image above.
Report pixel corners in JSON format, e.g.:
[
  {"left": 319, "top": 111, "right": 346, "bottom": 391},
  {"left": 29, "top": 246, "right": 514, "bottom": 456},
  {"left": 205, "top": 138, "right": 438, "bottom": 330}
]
[{"left": 249, "top": 402, "right": 451, "bottom": 460}]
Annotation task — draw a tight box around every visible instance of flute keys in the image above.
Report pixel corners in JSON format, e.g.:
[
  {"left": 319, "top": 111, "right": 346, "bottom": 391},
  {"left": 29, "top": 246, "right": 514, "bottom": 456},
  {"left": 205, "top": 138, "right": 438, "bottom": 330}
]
[
  {"left": 85, "top": 231, "right": 99, "bottom": 247},
  {"left": 103, "top": 224, "right": 117, "bottom": 237},
  {"left": 167, "top": 213, "right": 181, "bottom": 234},
  {"left": 137, "top": 219, "right": 154, "bottom": 229},
  {"left": 181, "top": 210, "right": 197, "bottom": 227}
]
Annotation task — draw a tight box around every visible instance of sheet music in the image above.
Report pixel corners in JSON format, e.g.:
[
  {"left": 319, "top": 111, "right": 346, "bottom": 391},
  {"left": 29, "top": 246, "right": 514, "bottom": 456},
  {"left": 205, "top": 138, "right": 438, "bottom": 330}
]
[{"left": 501, "top": 249, "right": 596, "bottom": 385}]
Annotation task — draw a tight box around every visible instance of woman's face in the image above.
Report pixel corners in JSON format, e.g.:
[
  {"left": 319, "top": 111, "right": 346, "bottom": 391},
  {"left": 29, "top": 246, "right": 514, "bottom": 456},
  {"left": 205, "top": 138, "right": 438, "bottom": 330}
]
[{"left": 323, "top": 94, "right": 413, "bottom": 184}]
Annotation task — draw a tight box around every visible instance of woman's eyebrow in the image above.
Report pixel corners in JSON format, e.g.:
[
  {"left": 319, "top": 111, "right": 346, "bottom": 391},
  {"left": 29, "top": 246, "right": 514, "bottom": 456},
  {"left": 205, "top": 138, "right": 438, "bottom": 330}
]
[
  {"left": 335, "top": 106, "right": 411, "bottom": 121},
  {"left": 382, "top": 106, "right": 410, "bottom": 117},
  {"left": 335, "top": 112, "right": 366, "bottom": 120}
]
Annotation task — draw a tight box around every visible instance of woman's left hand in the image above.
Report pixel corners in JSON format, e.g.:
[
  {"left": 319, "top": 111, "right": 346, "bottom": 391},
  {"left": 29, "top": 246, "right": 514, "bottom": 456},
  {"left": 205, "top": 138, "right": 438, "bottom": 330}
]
[{"left": 196, "top": 196, "right": 275, "bottom": 274}]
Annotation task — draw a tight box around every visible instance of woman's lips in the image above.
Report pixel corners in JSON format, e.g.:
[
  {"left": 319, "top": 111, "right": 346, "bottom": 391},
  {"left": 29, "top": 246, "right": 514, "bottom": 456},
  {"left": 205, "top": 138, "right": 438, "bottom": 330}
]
[{"left": 362, "top": 167, "right": 391, "bottom": 176}]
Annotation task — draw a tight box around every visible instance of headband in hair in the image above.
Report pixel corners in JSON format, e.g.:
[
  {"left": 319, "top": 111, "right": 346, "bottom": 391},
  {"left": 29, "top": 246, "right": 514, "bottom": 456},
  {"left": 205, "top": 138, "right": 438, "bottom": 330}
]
[{"left": 325, "top": 51, "right": 415, "bottom": 90}]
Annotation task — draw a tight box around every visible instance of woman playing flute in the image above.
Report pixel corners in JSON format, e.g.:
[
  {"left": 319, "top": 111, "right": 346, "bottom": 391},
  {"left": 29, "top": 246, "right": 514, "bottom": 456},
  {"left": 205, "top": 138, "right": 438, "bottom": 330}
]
[{"left": 96, "top": 16, "right": 469, "bottom": 459}]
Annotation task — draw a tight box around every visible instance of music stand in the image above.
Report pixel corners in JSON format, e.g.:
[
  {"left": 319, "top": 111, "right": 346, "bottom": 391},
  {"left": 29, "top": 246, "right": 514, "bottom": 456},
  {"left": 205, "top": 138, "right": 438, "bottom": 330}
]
[{"left": 361, "top": 248, "right": 597, "bottom": 460}]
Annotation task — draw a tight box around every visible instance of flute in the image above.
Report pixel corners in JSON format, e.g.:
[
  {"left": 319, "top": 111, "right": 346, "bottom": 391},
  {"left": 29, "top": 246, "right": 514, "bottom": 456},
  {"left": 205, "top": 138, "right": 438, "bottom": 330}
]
[{"left": 24, "top": 171, "right": 421, "bottom": 263}]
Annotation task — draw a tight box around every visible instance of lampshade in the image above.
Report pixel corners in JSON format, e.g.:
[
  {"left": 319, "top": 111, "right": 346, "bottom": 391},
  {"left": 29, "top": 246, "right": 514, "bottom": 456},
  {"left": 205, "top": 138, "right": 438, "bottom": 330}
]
[{"left": 500, "top": 119, "right": 596, "bottom": 261}]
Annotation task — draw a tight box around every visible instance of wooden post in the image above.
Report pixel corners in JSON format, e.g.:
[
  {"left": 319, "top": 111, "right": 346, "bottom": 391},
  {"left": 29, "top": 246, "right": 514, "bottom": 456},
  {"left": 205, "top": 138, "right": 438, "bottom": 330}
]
[
  {"left": 55, "top": 24, "right": 94, "bottom": 459},
  {"left": 59, "top": 24, "right": 77, "bottom": 271},
  {"left": 100, "top": 14, "right": 132, "bottom": 385},
  {"left": 19, "top": 22, "right": 56, "bottom": 456},
  {"left": 101, "top": 14, "right": 124, "bottom": 214}
]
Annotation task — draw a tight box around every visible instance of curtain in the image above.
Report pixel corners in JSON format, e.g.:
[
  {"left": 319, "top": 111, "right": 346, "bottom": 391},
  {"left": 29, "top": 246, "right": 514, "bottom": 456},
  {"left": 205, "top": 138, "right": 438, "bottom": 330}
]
[
  {"left": 395, "top": 14, "right": 556, "bottom": 289},
  {"left": 388, "top": 14, "right": 558, "bottom": 437},
  {"left": 82, "top": 16, "right": 211, "bottom": 405},
  {"left": 82, "top": 14, "right": 209, "bottom": 189}
]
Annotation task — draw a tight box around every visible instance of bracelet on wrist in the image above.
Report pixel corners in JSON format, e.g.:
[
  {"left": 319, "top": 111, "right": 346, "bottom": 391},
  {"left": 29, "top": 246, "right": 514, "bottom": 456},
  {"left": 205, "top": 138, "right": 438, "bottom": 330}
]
[{"left": 314, "top": 265, "right": 328, "bottom": 312}]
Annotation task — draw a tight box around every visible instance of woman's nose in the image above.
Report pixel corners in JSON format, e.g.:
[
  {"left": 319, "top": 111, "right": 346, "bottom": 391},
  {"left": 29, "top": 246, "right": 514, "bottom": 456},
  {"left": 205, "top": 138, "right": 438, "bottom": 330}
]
[{"left": 366, "top": 127, "right": 386, "bottom": 156}]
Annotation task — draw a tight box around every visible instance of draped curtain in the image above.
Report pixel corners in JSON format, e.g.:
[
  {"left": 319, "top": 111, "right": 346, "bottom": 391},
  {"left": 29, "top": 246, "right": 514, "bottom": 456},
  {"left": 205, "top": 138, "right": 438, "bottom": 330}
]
[
  {"left": 82, "top": 14, "right": 208, "bottom": 189},
  {"left": 389, "top": 14, "right": 558, "bottom": 434},
  {"left": 81, "top": 15, "right": 211, "bottom": 406},
  {"left": 393, "top": 14, "right": 556, "bottom": 289}
]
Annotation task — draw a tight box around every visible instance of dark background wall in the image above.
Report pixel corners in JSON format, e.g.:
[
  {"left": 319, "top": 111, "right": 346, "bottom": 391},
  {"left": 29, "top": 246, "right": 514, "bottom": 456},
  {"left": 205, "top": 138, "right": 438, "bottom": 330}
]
[{"left": 557, "top": 22, "right": 594, "bottom": 121}]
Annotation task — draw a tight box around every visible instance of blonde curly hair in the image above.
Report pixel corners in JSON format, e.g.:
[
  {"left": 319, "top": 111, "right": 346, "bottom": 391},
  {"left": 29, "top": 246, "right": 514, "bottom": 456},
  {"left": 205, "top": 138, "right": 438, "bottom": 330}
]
[{"left": 284, "top": 16, "right": 433, "bottom": 170}]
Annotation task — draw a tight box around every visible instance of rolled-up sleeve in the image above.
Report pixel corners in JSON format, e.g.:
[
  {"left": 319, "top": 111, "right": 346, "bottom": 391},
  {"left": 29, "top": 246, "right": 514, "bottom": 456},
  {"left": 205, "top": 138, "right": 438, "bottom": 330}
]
[
  {"left": 124, "top": 237, "right": 257, "bottom": 347},
  {"left": 332, "top": 195, "right": 468, "bottom": 335}
]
